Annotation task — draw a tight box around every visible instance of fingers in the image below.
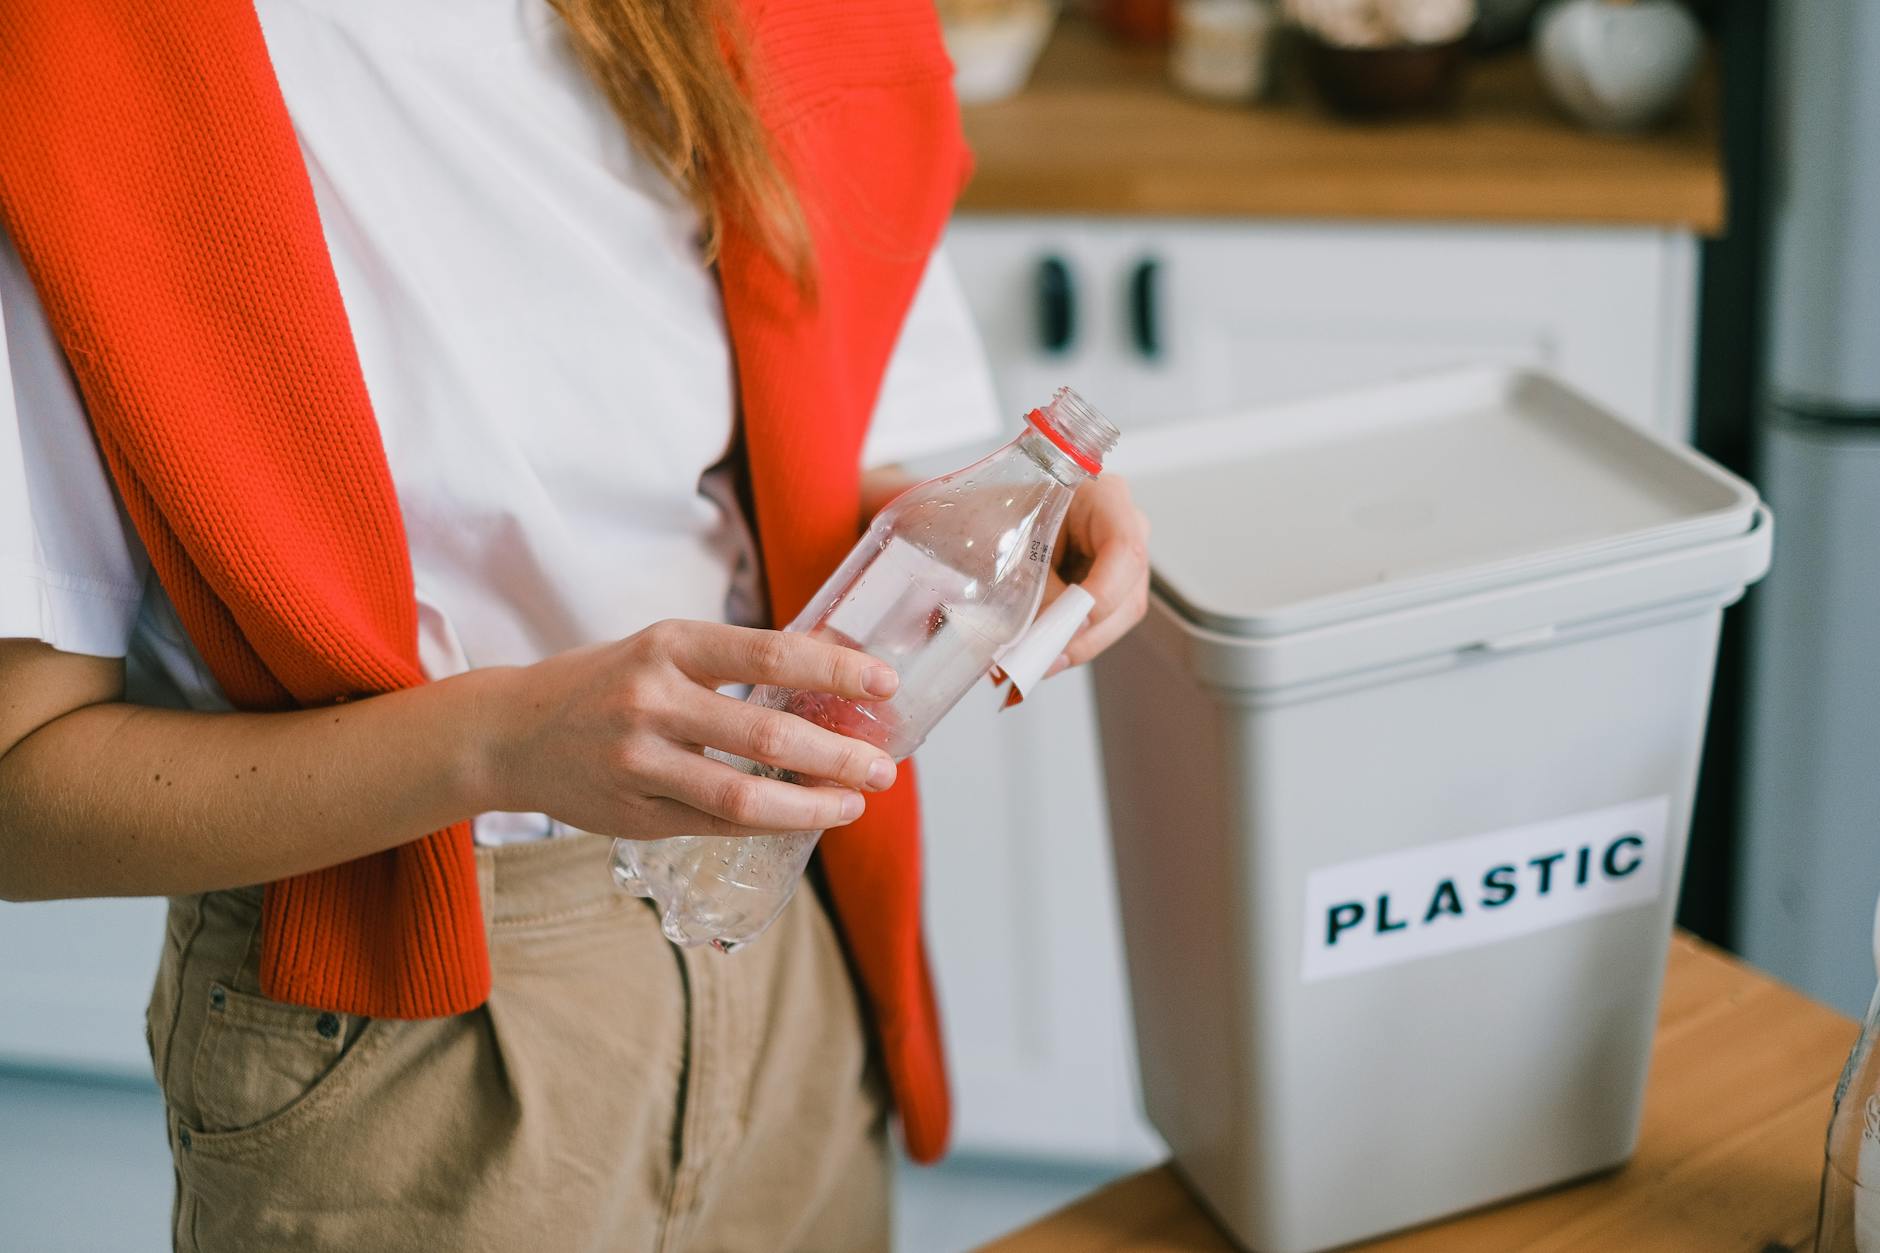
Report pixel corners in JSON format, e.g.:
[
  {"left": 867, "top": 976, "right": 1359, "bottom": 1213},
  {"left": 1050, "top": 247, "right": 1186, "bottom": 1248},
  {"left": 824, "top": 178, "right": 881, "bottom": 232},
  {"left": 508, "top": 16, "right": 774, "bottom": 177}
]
[
  {"left": 669, "top": 692, "right": 897, "bottom": 793},
  {"left": 646, "top": 744, "right": 869, "bottom": 833},
  {"left": 1062, "top": 594, "right": 1145, "bottom": 668},
  {"left": 627, "top": 797, "right": 826, "bottom": 841},
  {"left": 653, "top": 622, "right": 898, "bottom": 701},
  {"left": 1072, "top": 488, "right": 1150, "bottom": 626},
  {"left": 1058, "top": 478, "right": 1151, "bottom": 669},
  {"left": 1038, "top": 567, "right": 1069, "bottom": 609},
  {"left": 629, "top": 798, "right": 775, "bottom": 841}
]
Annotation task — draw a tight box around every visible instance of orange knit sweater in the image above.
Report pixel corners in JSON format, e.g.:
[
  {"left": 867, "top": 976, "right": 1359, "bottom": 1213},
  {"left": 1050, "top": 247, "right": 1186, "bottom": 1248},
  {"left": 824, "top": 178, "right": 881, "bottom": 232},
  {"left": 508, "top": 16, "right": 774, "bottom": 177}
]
[{"left": 0, "top": 0, "right": 968, "bottom": 1161}]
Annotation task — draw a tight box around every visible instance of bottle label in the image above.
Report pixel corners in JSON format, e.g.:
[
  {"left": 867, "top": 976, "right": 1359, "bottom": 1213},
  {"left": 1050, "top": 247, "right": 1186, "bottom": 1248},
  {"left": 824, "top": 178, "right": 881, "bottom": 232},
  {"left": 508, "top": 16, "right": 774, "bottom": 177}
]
[{"left": 1299, "top": 796, "right": 1671, "bottom": 983}]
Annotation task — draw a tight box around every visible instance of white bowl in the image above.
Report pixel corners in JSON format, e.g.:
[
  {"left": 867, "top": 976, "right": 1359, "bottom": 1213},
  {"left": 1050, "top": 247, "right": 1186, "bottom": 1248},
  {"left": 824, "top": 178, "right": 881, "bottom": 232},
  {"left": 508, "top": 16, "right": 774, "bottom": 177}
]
[
  {"left": 1534, "top": 0, "right": 1703, "bottom": 130},
  {"left": 943, "top": 0, "right": 1058, "bottom": 104}
]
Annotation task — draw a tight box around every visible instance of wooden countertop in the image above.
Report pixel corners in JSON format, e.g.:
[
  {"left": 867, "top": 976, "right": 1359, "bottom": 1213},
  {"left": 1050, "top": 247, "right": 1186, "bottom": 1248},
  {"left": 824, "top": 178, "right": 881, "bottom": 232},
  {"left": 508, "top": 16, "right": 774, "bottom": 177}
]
[
  {"left": 958, "top": 19, "right": 1726, "bottom": 233},
  {"left": 980, "top": 933, "right": 1855, "bottom": 1252}
]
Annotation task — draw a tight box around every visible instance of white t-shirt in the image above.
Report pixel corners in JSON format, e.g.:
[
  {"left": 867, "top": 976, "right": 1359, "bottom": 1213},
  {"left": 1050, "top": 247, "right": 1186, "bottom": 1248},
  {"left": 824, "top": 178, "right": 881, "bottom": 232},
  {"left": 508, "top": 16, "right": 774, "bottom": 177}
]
[{"left": 0, "top": 0, "right": 1001, "bottom": 845}]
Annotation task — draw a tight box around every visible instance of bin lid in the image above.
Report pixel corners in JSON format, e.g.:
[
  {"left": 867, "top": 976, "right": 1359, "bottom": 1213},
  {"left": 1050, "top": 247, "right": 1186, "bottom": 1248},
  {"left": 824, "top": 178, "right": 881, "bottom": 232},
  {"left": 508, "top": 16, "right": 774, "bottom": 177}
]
[{"left": 1115, "top": 369, "right": 1762, "bottom": 639}]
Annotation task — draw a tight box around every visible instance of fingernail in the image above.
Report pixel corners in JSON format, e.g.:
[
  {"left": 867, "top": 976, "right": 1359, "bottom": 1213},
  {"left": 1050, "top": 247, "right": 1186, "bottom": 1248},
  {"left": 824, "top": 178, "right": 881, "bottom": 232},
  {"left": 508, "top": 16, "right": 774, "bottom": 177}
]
[
  {"left": 839, "top": 792, "right": 865, "bottom": 822},
  {"left": 1044, "top": 653, "right": 1071, "bottom": 679},
  {"left": 863, "top": 666, "right": 899, "bottom": 698},
  {"left": 866, "top": 758, "right": 897, "bottom": 791}
]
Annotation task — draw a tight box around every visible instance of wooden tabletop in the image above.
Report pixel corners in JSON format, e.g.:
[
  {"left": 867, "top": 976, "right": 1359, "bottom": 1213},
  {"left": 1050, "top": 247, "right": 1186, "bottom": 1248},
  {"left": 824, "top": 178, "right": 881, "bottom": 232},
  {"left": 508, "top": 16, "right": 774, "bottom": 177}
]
[
  {"left": 958, "top": 19, "right": 1726, "bottom": 233},
  {"left": 981, "top": 933, "right": 1856, "bottom": 1252}
]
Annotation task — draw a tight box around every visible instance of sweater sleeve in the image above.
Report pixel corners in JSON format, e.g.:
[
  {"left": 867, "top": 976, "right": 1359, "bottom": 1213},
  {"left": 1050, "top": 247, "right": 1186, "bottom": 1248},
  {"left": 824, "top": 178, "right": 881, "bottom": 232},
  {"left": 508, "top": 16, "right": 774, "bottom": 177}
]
[
  {"left": 860, "top": 243, "right": 1005, "bottom": 470},
  {"left": 0, "top": 223, "right": 148, "bottom": 658}
]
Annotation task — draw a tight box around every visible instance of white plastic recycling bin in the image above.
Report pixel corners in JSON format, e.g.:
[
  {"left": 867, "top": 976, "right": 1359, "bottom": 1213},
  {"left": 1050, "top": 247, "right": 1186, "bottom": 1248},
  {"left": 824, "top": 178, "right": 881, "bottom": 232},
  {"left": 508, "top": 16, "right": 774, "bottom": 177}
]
[{"left": 1091, "top": 368, "right": 1772, "bottom": 1253}]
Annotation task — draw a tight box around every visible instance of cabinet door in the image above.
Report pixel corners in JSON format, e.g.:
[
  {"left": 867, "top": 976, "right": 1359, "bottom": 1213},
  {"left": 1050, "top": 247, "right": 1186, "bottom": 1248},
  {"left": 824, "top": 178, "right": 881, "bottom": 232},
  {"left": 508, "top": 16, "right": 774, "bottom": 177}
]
[
  {"left": 923, "top": 217, "right": 1699, "bottom": 1162},
  {"left": 946, "top": 218, "right": 1698, "bottom": 440},
  {"left": 915, "top": 672, "right": 1164, "bottom": 1163}
]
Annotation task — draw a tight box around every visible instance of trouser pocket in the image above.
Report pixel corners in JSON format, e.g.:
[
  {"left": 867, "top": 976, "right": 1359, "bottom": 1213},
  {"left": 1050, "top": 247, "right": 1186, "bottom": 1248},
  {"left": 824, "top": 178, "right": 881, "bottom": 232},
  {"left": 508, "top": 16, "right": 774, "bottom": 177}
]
[
  {"left": 186, "top": 981, "right": 364, "bottom": 1135},
  {"left": 148, "top": 888, "right": 371, "bottom": 1141}
]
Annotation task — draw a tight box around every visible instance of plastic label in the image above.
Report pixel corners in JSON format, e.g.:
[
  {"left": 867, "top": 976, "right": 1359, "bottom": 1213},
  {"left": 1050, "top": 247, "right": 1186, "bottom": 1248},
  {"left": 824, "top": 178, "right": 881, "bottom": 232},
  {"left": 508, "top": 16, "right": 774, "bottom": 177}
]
[{"left": 1300, "top": 796, "right": 1671, "bottom": 983}]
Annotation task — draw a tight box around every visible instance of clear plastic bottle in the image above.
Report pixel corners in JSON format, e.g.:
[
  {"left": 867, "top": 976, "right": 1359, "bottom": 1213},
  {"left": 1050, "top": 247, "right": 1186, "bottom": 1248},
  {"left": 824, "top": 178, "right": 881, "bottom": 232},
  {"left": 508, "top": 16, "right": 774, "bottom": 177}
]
[
  {"left": 610, "top": 386, "right": 1120, "bottom": 951},
  {"left": 1818, "top": 893, "right": 1880, "bottom": 1251}
]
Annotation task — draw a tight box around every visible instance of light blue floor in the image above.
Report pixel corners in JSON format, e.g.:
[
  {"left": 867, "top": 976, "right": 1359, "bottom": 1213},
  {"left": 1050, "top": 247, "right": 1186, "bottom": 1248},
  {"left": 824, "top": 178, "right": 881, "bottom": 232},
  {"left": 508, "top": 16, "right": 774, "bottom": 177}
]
[
  {"left": 0, "top": 1069, "right": 174, "bottom": 1253},
  {"left": 893, "top": 1154, "right": 1124, "bottom": 1252},
  {"left": 0, "top": 1068, "right": 1124, "bottom": 1252}
]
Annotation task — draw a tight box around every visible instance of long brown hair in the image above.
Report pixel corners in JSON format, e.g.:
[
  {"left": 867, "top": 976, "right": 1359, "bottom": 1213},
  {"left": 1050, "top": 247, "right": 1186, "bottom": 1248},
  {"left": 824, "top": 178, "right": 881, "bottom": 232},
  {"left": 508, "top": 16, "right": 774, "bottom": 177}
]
[{"left": 548, "top": 0, "right": 811, "bottom": 281}]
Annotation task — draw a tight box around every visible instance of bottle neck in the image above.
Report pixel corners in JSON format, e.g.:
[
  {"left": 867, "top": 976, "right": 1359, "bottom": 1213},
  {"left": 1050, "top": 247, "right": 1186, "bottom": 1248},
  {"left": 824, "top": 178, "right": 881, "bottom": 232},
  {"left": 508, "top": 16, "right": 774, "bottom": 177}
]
[{"left": 1016, "top": 426, "right": 1095, "bottom": 489}]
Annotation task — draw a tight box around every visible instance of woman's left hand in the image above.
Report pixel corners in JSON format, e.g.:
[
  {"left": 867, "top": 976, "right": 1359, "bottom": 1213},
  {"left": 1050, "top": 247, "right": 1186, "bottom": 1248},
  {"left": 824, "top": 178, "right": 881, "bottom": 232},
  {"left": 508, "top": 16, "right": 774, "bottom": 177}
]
[{"left": 1044, "top": 474, "right": 1151, "bottom": 677}]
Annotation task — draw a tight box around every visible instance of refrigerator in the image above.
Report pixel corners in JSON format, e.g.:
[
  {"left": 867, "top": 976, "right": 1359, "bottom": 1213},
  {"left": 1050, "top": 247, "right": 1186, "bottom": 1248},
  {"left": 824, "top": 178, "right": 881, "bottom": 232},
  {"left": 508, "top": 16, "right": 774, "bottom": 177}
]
[{"left": 1734, "top": 0, "right": 1880, "bottom": 1017}]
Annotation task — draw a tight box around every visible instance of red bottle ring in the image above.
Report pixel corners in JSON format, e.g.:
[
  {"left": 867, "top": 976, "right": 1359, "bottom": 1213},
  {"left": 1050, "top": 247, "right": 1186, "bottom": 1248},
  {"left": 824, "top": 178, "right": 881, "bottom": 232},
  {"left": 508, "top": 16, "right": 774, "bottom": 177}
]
[{"left": 1026, "top": 408, "right": 1103, "bottom": 476}]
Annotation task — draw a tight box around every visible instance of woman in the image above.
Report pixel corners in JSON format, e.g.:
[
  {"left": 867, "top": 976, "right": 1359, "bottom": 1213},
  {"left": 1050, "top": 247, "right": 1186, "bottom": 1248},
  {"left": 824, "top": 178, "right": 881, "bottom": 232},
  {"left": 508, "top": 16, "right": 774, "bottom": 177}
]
[{"left": 0, "top": 1, "right": 1148, "bottom": 1250}]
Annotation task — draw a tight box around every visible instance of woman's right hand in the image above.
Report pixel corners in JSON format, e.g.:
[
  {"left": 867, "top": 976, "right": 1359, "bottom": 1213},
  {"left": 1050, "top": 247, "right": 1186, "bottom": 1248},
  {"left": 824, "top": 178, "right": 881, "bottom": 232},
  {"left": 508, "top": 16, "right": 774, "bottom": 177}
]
[{"left": 482, "top": 620, "right": 901, "bottom": 841}]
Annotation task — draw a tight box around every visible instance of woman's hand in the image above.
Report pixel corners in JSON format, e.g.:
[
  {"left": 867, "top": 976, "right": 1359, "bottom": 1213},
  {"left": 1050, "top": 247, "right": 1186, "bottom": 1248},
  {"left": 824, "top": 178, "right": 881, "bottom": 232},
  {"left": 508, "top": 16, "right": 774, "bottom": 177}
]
[
  {"left": 0, "top": 620, "right": 899, "bottom": 900},
  {"left": 1044, "top": 474, "right": 1151, "bottom": 676},
  {"left": 486, "top": 620, "right": 901, "bottom": 841},
  {"left": 864, "top": 463, "right": 1150, "bottom": 678}
]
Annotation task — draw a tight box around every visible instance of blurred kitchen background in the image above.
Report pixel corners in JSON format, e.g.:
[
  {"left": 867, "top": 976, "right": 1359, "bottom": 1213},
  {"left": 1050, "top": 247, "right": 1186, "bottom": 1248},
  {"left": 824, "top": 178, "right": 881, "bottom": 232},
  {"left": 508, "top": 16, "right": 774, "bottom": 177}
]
[{"left": 6, "top": 1, "right": 1877, "bottom": 1250}]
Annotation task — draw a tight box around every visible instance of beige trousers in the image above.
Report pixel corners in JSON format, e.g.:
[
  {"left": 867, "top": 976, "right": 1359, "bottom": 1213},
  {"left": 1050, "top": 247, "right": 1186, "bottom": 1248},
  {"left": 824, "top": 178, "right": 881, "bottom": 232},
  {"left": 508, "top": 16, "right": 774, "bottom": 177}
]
[{"left": 145, "top": 834, "right": 889, "bottom": 1252}]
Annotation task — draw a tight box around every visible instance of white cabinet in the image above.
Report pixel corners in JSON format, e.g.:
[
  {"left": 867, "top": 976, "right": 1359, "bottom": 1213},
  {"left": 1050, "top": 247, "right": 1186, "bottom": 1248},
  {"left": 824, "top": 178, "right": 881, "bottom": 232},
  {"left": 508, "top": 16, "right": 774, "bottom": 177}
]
[
  {"left": 914, "top": 670, "right": 1162, "bottom": 1163},
  {"left": 945, "top": 218, "right": 1698, "bottom": 440},
  {"left": 0, "top": 897, "right": 167, "bottom": 1077},
  {"left": 918, "top": 217, "right": 1701, "bottom": 1162}
]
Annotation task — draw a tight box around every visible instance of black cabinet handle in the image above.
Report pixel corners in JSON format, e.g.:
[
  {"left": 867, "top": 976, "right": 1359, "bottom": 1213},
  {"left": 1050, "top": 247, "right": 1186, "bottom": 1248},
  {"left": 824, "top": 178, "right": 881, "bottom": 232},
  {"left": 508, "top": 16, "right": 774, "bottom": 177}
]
[
  {"left": 1036, "top": 255, "right": 1075, "bottom": 354},
  {"left": 1129, "top": 257, "right": 1161, "bottom": 360}
]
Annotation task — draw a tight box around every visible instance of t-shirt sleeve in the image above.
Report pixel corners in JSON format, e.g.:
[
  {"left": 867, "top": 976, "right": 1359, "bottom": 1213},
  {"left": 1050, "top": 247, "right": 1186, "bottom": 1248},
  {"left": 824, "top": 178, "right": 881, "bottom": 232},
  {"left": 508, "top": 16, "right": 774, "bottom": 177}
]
[
  {"left": 860, "top": 243, "right": 1005, "bottom": 470},
  {"left": 0, "top": 224, "right": 147, "bottom": 658}
]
